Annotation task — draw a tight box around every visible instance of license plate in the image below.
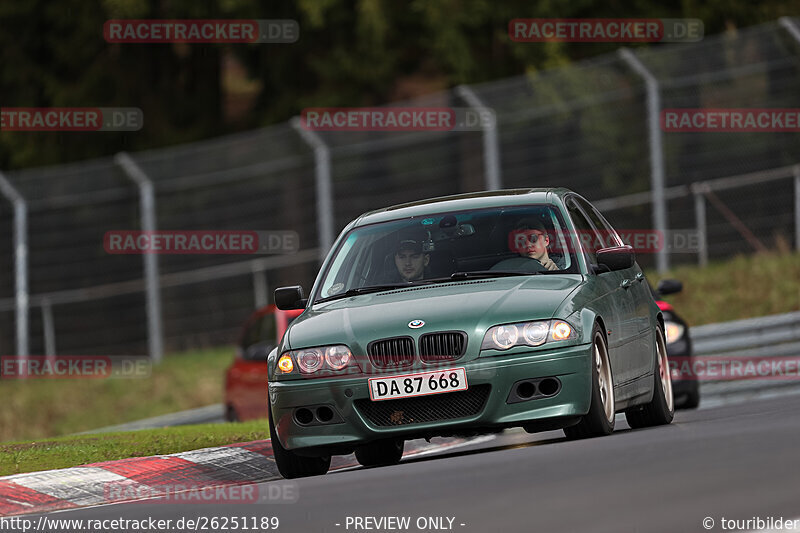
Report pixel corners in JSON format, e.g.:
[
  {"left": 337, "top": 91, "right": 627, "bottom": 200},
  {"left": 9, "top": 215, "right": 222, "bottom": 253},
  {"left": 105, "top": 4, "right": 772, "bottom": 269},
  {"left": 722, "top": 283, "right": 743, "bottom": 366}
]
[{"left": 368, "top": 368, "right": 468, "bottom": 401}]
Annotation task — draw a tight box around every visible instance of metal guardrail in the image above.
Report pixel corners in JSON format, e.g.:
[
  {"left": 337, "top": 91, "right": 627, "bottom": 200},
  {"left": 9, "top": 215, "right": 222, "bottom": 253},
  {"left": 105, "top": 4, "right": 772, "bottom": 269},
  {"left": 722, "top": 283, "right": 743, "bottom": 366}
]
[
  {"left": 690, "top": 310, "right": 800, "bottom": 398},
  {"left": 691, "top": 310, "right": 800, "bottom": 357},
  {"left": 76, "top": 404, "right": 225, "bottom": 434}
]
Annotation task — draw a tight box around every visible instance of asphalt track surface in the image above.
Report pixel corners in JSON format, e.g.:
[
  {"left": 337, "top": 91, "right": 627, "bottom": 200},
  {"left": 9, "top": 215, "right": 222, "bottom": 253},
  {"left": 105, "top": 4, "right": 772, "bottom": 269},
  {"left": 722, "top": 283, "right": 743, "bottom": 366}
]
[{"left": 32, "top": 393, "right": 800, "bottom": 533}]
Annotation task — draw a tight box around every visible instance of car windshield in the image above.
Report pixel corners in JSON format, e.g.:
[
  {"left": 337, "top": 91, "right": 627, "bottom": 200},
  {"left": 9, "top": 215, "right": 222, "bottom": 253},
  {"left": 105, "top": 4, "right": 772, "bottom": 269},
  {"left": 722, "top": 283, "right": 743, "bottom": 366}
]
[{"left": 315, "top": 204, "right": 579, "bottom": 303}]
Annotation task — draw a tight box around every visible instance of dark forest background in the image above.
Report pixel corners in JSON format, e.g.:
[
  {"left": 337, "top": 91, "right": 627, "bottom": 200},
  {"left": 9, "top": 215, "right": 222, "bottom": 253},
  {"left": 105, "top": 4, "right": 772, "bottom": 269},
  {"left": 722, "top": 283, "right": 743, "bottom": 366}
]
[{"left": 0, "top": 0, "right": 795, "bottom": 169}]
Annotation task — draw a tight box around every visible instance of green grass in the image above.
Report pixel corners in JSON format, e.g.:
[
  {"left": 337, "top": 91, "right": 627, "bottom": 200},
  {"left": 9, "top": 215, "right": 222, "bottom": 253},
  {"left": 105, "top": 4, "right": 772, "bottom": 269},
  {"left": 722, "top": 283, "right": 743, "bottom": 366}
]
[
  {"left": 0, "top": 346, "right": 235, "bottom": 442},
  {"left": 0, "top": 420, "right": 268, "bottom": 477},
  {"left": 647, "top": 251, "right": 800, "bottom": 326}
]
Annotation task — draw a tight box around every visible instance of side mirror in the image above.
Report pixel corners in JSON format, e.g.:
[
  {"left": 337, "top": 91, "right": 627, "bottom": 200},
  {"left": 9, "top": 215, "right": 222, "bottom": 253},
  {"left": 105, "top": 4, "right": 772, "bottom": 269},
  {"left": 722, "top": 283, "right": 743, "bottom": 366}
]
[
  {"left": 275, "top": 286, "right": 307, "bottom": 310},
  {"left": 657, "top": 279, "right": 683, "bottom": 295},
  {"left": 596, "top": 245, "right": 634, "bottom": 272}
]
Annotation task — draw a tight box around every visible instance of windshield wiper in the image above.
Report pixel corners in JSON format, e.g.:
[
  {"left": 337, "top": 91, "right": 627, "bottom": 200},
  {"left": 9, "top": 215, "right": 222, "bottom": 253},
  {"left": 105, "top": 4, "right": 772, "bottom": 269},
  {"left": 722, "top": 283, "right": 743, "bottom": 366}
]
[
  {"left": 417, "top": 271, "right": 537, "bottom": 284},
  {"left": 448, "top": 270, "right": 539, "bottom": 280},
  {"left": 315, "top": 283, "right": 412, "bottom": 304},
  {"left": 417, "top": 270, "right": 541, "bottom": 283}
]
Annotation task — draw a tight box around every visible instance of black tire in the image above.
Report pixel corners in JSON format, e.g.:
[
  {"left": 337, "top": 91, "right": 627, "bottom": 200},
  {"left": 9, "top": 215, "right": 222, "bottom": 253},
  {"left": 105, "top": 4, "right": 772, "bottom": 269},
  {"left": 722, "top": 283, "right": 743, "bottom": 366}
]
[
  {"left": 564, "top": 324, "right": 615, "bottom": 440},
  {"left": 678, "top": 384, "right": 700, "bottom": 410},
  {"left": 355, "top": 439, "right": 404, "bottom": 468},
  {"left": 268, "top": 401, "right": 331, "bottom": 479},
  {"left": 625, "top": 325, "right": 675, "bottom": 428}
]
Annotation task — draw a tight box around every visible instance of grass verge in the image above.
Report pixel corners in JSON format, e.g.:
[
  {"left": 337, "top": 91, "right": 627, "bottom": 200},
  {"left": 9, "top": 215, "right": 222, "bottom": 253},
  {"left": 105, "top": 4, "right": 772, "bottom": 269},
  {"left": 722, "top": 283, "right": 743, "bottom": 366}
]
[
  {"left": 0, "top": 346, "right": 235, "bottom": 442},
  {"left": 647, "top": 251, "right": 800, "bottom": 326},
  {"left": 0, "top": 419, "right": 268, "bottom": 477}
]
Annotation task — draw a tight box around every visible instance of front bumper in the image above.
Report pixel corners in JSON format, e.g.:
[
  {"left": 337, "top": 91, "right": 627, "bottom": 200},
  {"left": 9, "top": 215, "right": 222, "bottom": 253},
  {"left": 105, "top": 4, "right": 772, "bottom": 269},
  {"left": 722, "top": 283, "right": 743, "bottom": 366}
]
[{"left": 269, "top": 343, "right": 593, "bottom": 451}]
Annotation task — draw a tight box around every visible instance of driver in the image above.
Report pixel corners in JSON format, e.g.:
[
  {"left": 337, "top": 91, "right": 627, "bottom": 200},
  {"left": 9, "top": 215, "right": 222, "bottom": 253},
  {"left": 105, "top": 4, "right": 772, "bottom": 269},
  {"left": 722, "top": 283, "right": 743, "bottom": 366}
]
[
  {"left": 394, "top": 237, "right": 430, "bottom": 281},
  {"left": 494, "top": 218, "right": 559, "bottom": 271}
]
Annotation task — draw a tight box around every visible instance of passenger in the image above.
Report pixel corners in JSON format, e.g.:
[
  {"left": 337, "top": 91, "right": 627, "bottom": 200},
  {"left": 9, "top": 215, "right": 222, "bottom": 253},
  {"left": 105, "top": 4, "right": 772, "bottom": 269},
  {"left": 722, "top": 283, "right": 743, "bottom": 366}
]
[{"left": 494, "top": 218, "right": 559, "bottom": 271}]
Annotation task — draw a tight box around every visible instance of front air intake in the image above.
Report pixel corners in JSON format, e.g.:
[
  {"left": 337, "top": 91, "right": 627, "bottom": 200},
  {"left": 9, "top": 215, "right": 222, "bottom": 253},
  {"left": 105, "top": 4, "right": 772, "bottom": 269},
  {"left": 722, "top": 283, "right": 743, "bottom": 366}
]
[
  {"left": 419, "top": 331, "right": 467, "bottom": 363},
  {"left": 367, "top": 336, "right": 415, "bottom": 368}
]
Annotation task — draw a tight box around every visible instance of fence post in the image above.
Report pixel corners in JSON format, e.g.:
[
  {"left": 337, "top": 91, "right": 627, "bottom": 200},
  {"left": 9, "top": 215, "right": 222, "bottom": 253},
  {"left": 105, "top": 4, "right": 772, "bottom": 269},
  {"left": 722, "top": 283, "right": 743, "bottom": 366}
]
[
  {"left": 777, "top": 19, "right": 800, "bottom": 251},
  {"left": 456, "top": 85, "right": 502, "bottom": 191},
  {"left": 291, "top": 117, "right": 334, "bottom": 262},
  {"left": 42, "top": 297, "right": 56, "bottom": 358},
  {"left": 618, "top": 48, "right": 669, "bottom": 273},
  {"left": 253, "top": 266, "right": 268, "bottom": 309},
  {"left": 794, "top": 165, "right": 800, "bottom": 252},
  {"left": 692, "top": 183, "right": 708, "bottom": 267},
  {"left": 0, "top": 171, "right": 29, "bottom": 362},
  {"left": 779, "top": 16, "right": 800, "bottom": 42},
  {"left": 115, "top": 153, "right": 164, "bottom": 364}
]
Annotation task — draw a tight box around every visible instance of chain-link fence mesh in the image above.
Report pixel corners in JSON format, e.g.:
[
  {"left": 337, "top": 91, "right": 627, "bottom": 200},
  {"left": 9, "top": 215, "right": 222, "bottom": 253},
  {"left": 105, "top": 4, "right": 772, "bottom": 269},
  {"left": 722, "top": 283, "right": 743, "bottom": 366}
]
[{"left": 1, "top": 19, "right": 799, "bottom": 356}]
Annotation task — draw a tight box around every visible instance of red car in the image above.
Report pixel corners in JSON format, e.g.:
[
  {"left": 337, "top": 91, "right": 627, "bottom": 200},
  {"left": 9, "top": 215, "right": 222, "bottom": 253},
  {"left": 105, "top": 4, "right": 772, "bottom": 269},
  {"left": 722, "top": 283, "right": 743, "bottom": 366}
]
[{"left": 225, "top": 305, "right": 303, "bottom": 422}]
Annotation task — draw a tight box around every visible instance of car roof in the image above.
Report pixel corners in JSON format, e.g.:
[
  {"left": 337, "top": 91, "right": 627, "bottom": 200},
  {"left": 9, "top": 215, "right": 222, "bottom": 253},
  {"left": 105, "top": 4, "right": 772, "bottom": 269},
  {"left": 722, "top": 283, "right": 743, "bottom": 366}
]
[{"left": 351, "top": 187, "right": 575, "bottom": 227}]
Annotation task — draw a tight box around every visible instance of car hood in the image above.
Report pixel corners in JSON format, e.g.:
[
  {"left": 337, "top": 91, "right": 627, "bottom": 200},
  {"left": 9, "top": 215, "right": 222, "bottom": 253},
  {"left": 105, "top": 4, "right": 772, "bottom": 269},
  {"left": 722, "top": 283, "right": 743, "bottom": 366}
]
[{"left": 286, "top": 275, "right": 583, "bottom": 355}]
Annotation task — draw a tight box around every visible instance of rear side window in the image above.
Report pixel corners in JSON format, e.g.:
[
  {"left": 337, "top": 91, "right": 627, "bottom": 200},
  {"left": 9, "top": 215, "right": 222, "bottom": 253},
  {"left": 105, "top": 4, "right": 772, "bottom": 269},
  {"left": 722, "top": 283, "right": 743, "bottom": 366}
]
[
  {"left": 241, "top": 313, "right": 279, "bottom": 361},
  {"left": 575, "top": 197, "right": 621, "bottom": 248},
  {"left": 241, "top": 318, "right": 262, "bottom": 349},
  {"left": 260, "top": 314, "right": 278, "bottom": 344},
  {"left": 566, "top": 198, "right": 599, "bottom": 264},
  {"left": 242, "top": 313, "right": 278, "bottom": 348}
]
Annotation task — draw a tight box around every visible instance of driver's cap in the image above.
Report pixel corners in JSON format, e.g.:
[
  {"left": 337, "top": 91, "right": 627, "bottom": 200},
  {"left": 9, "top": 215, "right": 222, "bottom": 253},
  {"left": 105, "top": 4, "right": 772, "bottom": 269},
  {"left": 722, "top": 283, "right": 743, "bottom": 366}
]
[{"left": 396, "top": 239, "right": 423, "bottom": 253}]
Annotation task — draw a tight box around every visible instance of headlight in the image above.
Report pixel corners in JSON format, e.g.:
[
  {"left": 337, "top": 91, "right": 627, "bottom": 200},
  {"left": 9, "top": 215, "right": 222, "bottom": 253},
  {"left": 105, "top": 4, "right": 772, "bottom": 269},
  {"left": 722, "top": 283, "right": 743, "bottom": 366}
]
[
  {"left": 664, "top": 321, "right": 685, "bottom": 344},
  {"left": 325, "top": 345, "right": 352, "bottom": 370},
  {"left": 296, "top": 348, "right": 324, "bottom": 373},
  {"left": 481, "top": 320, "right": 576, "bottom": 352},
  {"left": 522, "top": 322, "right": 548, "bottom": 345},
  {"left": 491, "top": 325, "right": 519, "bottom": 349},
  {"left": 277, "top": 344, "right": 357, "bottom": 375}
]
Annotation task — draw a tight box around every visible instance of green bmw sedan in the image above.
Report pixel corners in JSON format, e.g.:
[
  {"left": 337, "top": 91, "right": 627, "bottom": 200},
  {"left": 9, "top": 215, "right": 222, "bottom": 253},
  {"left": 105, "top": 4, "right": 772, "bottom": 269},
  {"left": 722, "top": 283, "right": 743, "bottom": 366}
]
[{"left": 269, "top": 188, "right": 673, "bottom": 478}]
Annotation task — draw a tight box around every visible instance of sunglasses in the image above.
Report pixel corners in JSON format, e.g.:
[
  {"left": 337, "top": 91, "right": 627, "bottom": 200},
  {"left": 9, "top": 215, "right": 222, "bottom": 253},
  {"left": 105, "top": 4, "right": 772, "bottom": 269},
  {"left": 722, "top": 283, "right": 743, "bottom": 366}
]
[{"left": 514, "top": 231, "right": 546, "bottom": 244}]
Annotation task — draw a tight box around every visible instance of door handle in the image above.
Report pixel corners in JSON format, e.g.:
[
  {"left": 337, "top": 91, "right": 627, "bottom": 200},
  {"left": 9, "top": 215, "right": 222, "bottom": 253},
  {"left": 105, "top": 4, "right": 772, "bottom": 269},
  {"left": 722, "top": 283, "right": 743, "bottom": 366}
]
[{"left": 620, "top": 279, "right": 632, "bottom": 289}]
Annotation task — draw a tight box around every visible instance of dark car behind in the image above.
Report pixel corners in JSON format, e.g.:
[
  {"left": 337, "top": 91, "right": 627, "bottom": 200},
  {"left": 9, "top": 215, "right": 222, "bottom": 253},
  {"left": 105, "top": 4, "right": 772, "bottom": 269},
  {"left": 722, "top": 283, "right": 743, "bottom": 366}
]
[{"left": 652, "top": 279, "right": 699, "bottom": 409}]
